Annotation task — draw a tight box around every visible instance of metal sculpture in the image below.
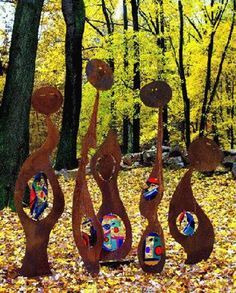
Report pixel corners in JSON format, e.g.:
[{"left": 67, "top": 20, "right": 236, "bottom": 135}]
[
  {"left": 72, "top": 59, "right": 113, "bottom": 274},
  {"left": 168, "top": 137, "right": 223, "bottom": 264},
  {"left": 14, "top": 86, "right": 65, "bottom": 277},
  {"left": 91, "top": 129, "right": 132, "bottom": 261},
  {"left": 138, "top": 81, "right": 172, "bottom": 273}
]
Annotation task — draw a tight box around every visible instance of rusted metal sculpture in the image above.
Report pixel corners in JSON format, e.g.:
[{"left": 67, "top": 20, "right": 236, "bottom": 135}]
[
  {"left": 91, "top": 129, "right": 132, "bottom": 261},
  {"left": 138, "top": 81, "right": 172, "bottom": 273},
  {"left": 14, "top": 86, "right": 65, "bottom": 277},
  {"left": 168, "top": 137, "right": 223, "bottom": 264},
  {"left": 72, "top": 59, "right": 113, "bottom": 274}
]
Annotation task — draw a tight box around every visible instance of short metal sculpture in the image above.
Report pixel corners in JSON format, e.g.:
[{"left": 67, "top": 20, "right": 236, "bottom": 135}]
[
  {"left": 72, "top": 59, "right": 113, "bottom": 274},
  {"left": 14, "top": 86, "right": 65, "bottom": 277},
  {"left": 168, "top": 137, "right": 223, "bottom": 264},
  {"left": 138, "top": 81, "right": 172, "bottom": 273},
  {"left": 91, "top": 129, "right": 132, "bottom": 261}
]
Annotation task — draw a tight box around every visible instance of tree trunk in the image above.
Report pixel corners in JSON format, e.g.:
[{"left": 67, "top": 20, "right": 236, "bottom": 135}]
[
  {"left": 131, "top": 0, "right": 141, "bottom": 153},
  {"left": 178, "top": 0, "right": 191, "bottom": 148},
  {"left": 156, "top": 0, "right": 169, "bottom": 145},
  {"left": 199, "top": 0, "right": 235, "bottom": 136},
  {"left": 122, "top": 0, "right": 132, "bottom": 153},
  {"left": 55, "top": 0, "right": 85, "bottom": 170},
  {"left": 199, "top": 31, "right": 215, "bottom": 137},
  {"left": 0, "top": 0, "right": 44, "bottom": 210},
  {"left": 100, "top": 0, "right": 116, "bottom": 129}
]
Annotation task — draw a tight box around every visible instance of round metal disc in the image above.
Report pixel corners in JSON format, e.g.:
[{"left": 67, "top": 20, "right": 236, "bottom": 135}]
[
  {"left": 140, "top": 81, "right": 172, "bottom": 108},
  {"left": 86, "top": 59, "right": 113, "bottom": 91},
  {"left": 32, "top": 86, "right": 63, "bottom": 115},
  {"left": 188, "top": 137, "right": 223, "bottom": 172}
]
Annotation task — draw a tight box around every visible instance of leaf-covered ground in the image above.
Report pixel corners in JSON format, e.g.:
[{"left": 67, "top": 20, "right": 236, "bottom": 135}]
[{"left": 0, "top": 168, "right": 235, "bottom": 292}]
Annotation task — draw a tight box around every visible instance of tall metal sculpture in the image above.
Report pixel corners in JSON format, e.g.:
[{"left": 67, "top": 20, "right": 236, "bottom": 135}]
[
  {"left": 14, "top": 86, "right": 65, "bottom": 277},
  {"left": 138, "top": 81, "right": 172, "bottom": 273},
  {"left": 168, "top": 137, "right": 223, "bottom": 264},
  {"left": 72, "top": 59, "right": 113, "bottom": 274},
  {"left": 91, "top": 129, "right": 132, "bottom": 261}
]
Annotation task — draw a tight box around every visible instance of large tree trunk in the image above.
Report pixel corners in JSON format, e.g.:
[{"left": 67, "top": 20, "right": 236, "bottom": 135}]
[
  {"left": 0, "top": 0, "right": 44, "bottom": 210},
  {"left": 55, "top": 0, "right": 85, "bottom": 170},
  {"left": 131, "top": 0, "right": 141, "bottom": 153}
]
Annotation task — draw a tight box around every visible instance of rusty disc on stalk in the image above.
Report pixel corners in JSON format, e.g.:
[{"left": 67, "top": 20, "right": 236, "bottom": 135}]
[
  {"left": 140, "top": 81, "right": 172, "bottom": 108},
  {"left": 86, "top": 59, "right": 113, "bottom": 91},
  {"left": 32, "top": 86, "right": 63, "bottom": 115},
  {"left": 188, "top": 137, "right": 223, "bottom": 172}
]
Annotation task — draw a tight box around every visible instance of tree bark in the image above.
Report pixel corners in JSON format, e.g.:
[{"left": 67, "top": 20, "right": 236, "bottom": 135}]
[
  {"left": 178, "top": 0, "right": 191, "bottom": 148},
  {"left": 131, "top": 0, "right": 141, "bottom": 153},
  {"left": 157, "top": 0, "right": 169, "bottom": 145},
  {"left": 55, "top": 0, "right": 85, "bottom": 170},
  {"left": 0, "top": 0, "right": 44, "bottom": 210},
  {"left": 122, "top": 0, "right": 132, "bottom": 153},
  {"left": 199, "top": 0, "right": 235, "bottom": 136}
]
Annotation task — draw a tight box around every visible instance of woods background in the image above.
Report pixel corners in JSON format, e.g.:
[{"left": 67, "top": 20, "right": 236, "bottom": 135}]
[{"left": 0, "top": 0, "right": 235, "bottom": 208}]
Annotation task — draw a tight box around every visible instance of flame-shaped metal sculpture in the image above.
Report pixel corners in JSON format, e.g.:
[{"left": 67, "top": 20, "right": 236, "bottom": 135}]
[
  {"left": 138, "top": 81, "right": 172, "bottom": 273},
  {"left": 91, "top": 129, "right": 132, "bottom": 261},
  {"left": 72, "top": 59, "right": 113, "bottom": 274},
  {"left": 168, "top": 137, "right": 223, "bottom": 264},
  {"left": 14, "top": 86, "right": 65, "bottom": 277}
]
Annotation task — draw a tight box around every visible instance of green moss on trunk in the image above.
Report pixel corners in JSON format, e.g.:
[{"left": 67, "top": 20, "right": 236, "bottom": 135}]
[{"left": 0, "top": 0, "right": 44, "bottom": 210}]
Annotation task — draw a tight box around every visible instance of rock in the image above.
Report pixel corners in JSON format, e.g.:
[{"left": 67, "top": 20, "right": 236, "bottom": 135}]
[
  {"left": 223, "top": 149, "right": 236, "bottom": 156},
  {"left": 169, "top": 145, "right": 184, "bottom": 157},
  {"left": 133, "top": 161, "right": 142, "bottom": 168},
  {"left": 165, "top": 156, "right": 185, "bottom": 169},
  {"left": 122, "top": 152, "right": 143, "bottom": 166},
  {"left": 142, "top": 149, "right": 156, "bottom": 165},
  {"left": 162, "top": 146, "right": 171, "bottom": 153},
  {"left": 122, "top": 155, "right": 133, "bottom": 166},
  {"left": 222, "top": 155, "right": 236, "bottom": 169},
  {"left": 232, "top": 163, "right": 236, "bottom": 179}
]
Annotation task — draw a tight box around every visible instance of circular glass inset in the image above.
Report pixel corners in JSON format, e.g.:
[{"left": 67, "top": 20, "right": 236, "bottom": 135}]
[
  {"left": 101, "top": 213, "right": 126, "bottom": 252},
  {"left": 177, "top": 211, "right": 198, "bottom": 236},
  {"left": 81, "top": 217, "right": 97, "bottom": 248},
  {"left": 144, "top": 232, "right": 163, "bottom": 266},
  {"left": 23, "top": 172, "right": 52, "bottom": 221},
  {"left": 143, "top": 177, "right": 159, "bottom": 201}
]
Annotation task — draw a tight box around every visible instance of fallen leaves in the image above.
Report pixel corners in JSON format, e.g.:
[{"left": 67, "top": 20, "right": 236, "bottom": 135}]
[{"left": 0, "top": 168, "right": 235, "bottom": 292}]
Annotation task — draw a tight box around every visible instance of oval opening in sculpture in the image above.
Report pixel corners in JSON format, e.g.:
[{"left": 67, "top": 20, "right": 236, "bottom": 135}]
[
  {"left": 144, "top": 232, "right": 163, "bottom": 266},
  {"left": 23, "top": 172, "right": 52, "bottom": 221},
  {"left": 143, "top": 177, "right": 159, "bottom": 201},
  {"left": 101, "top": 213, "right": 126, "bottom": 252},
  {"left": 81, "top": 217, "right": 97, "bottom": 248},
  {"left": 96, "top": 154, "right": 116, "bottom": 181},
  {"left": 177, "top": 211, "right": 198, "bottom": 236}
]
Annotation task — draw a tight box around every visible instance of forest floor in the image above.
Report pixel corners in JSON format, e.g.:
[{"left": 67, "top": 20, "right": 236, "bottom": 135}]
[{"left": 0, "top": 168, "right": 235, "bottom": 292}]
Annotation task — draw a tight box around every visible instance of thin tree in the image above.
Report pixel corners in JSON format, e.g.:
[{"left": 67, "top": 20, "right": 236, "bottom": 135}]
[
  {"left": 0, "top": 0, "right": 44, "bottom": 210},
  {"left": 131, "top": 0, "right": 141, "bottom": 153},
  {"left": 139, "top": 0, "right": 170, "bottom": 145},
  {"left": 55, "top": 0, "right": 85, "bottom": 170},
  {"left": 122, "top": 0, "right": 132, "bottom": 153},
  {"left": 199, "top": 0, "right": 236, "bottom": 136}
]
